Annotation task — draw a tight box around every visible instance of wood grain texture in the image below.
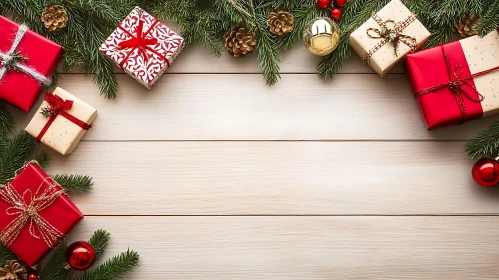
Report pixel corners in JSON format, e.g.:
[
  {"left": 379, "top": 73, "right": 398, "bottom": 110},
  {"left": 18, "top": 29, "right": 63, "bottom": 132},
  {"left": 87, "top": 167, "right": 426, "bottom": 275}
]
[
  {"left": 71, "top": 216, "right": 499, "bottom": 279},
  {"left": 43, "top": 141, "right": 499, "bottom": 215},
  {"left": 9, "top": 74, "right": 494, "bottom": 141}
]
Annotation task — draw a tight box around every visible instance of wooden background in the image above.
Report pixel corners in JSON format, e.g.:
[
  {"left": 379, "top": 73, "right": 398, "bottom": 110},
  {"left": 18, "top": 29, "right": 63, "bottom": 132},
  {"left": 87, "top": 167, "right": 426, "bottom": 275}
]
[{"left": 10, "top": 34, "right": 499, "bottom": 279}]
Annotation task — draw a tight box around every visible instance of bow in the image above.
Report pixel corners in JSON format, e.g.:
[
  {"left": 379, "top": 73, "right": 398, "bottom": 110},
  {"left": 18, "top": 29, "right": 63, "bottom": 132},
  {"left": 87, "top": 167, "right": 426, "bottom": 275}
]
[
  {"left": 118, "top": 19, "right": 158, "bottom": 63},
  {"left": 0, "top": 178, "right": 65, "bottom": 248},
  {"left": 414, "top": 44, "right": 499, "bottom": 123},
  {"left": 363, "top": 13, "right": 417, "bottom": 63}
]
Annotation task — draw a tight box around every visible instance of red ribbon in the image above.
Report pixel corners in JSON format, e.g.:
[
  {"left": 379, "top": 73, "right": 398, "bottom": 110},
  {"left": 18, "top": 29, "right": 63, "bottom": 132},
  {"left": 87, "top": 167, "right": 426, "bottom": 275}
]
[
  {"left": 117, "top": 18, "right": 170, "bottom": 69},
  {"left": 36, "top": 93, "right": 92, "bottom": 142},
  {"left": 414, "top": 44, "right": 499, "bottom": 123}
]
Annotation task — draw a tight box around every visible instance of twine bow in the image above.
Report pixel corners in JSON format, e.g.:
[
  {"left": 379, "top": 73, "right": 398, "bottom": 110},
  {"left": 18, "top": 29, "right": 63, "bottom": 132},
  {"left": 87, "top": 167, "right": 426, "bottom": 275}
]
[
  {"left": 36, "top": 92, "right": 92, "bottom": 142},
  {"left": 0, "top": 176, "right": 65, "bottom": 248},
  {"left": 414, "top": 44, "right": 499, "bottom": 123},
  {"left": 116, "top": 15, "right": 170, "bottom": 69},
  {"left": 363, "top": 13, "right": 417, "bottom": 63},
  {"left": 0, "top": 24, "right": 52, "bottom": 86}
]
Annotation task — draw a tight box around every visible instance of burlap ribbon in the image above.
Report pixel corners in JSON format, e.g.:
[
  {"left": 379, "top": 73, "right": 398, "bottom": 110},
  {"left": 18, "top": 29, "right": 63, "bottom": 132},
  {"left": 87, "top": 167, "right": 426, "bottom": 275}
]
[
  {"left": 0, "top": 165, "right": 65, "bottom": 248},
  {"left": 363, "top": 13, "right": 417, "bottom": 63},
  {"left": 0, "top": 24, "right": 52, "bottom": 86}
]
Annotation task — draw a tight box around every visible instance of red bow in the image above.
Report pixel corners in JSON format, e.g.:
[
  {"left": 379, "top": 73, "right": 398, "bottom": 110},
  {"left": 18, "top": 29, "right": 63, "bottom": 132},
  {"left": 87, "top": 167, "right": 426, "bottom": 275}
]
[
  {"left": 116, "top": 18, "right": 170, "bottom": 69},
  {"left": 36, "top": 93, "right": 91, "bottom": 142}
]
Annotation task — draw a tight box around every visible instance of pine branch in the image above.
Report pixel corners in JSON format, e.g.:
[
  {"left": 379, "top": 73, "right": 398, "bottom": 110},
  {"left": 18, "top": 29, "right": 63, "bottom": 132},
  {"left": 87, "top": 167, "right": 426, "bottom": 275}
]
[
  {"left": 34, "top": 150, "right": 50, "bottom": 168},
  {"left": 0, "top": 131, "right": 36, "bottom": 184},
  {"left": 89, "top": 230, "right": 111, "bottom": 262},
  {"left": 466, "top": 121, "right": 499, "bottom": 159},
  {"left": 51, "top": 174, "right": 93, "bottom": 194},
  {"left": 38, "top": 243, "right": 69, "bottom": 280},
  {"left": 0, "top": 103, "right": 14, "bottom": 137},
  {"left": 74, "top": 250, "right": 139, "bottom": 280},
  {"left": 0, "top": 244, "right": 16, "bottom": 267},
  {"left": 474, "top": 0, "right": 499, "bottom": 36}
]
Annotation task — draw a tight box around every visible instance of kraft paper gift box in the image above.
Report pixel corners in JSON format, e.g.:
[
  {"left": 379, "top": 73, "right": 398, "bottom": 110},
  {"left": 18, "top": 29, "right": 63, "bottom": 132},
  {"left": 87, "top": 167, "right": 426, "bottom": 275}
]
[
  {"left": 25, "top": 87, "right": 97, "bottom": 155},
  {"left": 349, "top": 0, "right": 431, "bottom": 77}
]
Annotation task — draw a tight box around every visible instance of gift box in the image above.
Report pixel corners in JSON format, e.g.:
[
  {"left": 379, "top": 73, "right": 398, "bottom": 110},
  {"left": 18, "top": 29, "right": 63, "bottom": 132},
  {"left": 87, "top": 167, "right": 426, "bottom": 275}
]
[
  {"left": 0, "top": 162, "right": 83, "bottom": 266},
  {"left": 25, "top": 87, "right": 97, "bottom": 155},
  {"left": 349, "top": 0, "right": 430, "bottom": 77},
  {"left": 0, "top": 16, "right": 63, "bottom": 111},
  {"left": 99, "top": 6, "right": 184, "bottom": 89},
  {"left": 405, "top": 31, "right": 499, "bottom": 130}
]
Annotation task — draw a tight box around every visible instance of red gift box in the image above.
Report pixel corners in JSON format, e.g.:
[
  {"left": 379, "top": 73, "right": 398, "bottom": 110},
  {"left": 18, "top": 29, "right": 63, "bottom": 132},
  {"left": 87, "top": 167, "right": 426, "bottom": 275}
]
[
  {"left": 405, "top": 32, "right": 499, "bottom": 130},
  {"left": 0, "top": 16, "right": 64, "bottom": 112},
  {"left": 0, "top": 162, "right": 83, "bottom": 266}
]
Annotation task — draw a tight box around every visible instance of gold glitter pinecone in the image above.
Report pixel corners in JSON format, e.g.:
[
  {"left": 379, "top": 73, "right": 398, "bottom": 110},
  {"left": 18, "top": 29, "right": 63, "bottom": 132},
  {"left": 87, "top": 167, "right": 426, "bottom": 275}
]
[
  {"left": 0, "top": 260, "right": 27, "bottom": 280},
  {"left": 41, "top": 5, "right": 68, "bottom": 32},
  {"left": 267, "top": 9, "right": 294, "bottom": 36},
  {"left": 453, "top": 14, "right": 479, "bottom": 37},
  {"left": 223, "top": 26, "right": 256, "bottom": 57}
]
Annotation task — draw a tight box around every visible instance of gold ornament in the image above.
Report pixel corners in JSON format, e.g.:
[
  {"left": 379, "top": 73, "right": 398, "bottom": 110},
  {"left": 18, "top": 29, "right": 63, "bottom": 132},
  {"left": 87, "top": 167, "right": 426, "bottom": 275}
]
[
  {"left": 267, "top": 9, "right": 294, "bottom": 36},
  {"left": 453, "top": 14, "right": 479, "bottom": 37},
  {"left": 41, "top": 5, "right": 68, "bottom": 32},
  {"left": 0, "top": 260, "right": 28, "bottom": 280},
  {"left": 303, "top": 17, "right": 340, "bottom": 56},
  {"left": 223, "top": 26, "right": 257, "bottom": 57}
]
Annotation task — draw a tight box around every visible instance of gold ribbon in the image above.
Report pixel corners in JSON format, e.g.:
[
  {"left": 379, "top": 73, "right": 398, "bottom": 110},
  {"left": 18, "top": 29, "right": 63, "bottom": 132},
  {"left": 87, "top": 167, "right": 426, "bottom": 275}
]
[{"left": 0, "top": 163, "right": 65, "bottom": 248}]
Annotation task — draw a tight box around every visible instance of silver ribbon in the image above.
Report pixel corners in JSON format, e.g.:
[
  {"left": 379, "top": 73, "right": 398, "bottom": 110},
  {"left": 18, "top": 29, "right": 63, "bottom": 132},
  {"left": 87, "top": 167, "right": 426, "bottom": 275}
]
[{"left": 0, "top": 24, "right": 52, "bottom": 86}]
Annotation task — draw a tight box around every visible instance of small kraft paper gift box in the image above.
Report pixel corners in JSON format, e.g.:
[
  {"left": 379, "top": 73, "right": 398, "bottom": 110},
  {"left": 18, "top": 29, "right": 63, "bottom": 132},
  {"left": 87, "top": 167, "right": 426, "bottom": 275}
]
[
  {"left": 0, "top": 16, "right": 63, "bottom": 111},
  {"left": 25, "top": 87, "right": 97, "bottom": 155},
  {"left": 349, "top": 0, "right": 430, "bottom": 77},
  {"left": 99, "top": 6, "right": 184, "bottom": 89},
  {"left": 405, "top": 31, "right": 499, "bottom": 130},
  {"left": 0, "top": 162, "right": 83, "bottom": 266}
]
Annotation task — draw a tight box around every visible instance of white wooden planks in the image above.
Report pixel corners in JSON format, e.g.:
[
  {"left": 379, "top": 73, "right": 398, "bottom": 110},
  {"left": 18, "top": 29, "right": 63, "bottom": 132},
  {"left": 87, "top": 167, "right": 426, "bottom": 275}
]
[
  {"left": 43, "top": 141, "right": 499, "bottom": 216},
  {"left": 9, "top": 73, "right": 494, "bottom": 141},
  {"left": 70, "top": 216, "right": 499, "bottom": 279}
]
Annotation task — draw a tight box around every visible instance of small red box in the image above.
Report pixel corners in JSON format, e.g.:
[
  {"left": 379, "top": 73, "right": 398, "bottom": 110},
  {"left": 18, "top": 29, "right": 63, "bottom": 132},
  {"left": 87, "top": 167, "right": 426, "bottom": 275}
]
[
  {"left": 0, "top": 163, "right": 83, "bottom": 266},
  {"left": 0, "top": 16, "right": 64, "bottom": 112}
]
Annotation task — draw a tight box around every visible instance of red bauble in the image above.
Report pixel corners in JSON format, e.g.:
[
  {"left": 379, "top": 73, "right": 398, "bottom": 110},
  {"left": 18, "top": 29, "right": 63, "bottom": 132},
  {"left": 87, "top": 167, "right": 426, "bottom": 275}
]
[
  {"left": 28, "top": 274, "right": 40, "bottom": 280},
  {"left": 66, "top": 241, "right": 96, "bottom": 270},
  {"left": 330, "top": 7, "right": 342, "bottom": 20},
  {"left": 472, "top": 158, "right": 499, "bottom": 188},
  {"left": 335, "top": 0, "right": 347, "bottom": 6},
  {"left": 317, "top": 0, "right": 331, "bottom": 9}
]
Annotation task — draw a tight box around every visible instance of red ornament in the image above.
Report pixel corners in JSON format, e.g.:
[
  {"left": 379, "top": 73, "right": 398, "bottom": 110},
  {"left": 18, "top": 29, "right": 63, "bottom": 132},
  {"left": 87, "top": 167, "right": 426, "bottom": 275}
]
[
  {"left": 335, "top": 0, "right": 347, "bottom": 6},
  {"left": 472, "top": 158, "right": 499, "bottom": 188},
  {"left": 66, "top": 241, "right": 95, "bottom": 270},
  {"left": 330, "top": 7, "right": 342, "bottom": 20},
  {"left": 28, "top": 274, "right": 40, "bottom": 280},
  {"left": 317, "top": 0, "right": 331, "bottom": 9}
]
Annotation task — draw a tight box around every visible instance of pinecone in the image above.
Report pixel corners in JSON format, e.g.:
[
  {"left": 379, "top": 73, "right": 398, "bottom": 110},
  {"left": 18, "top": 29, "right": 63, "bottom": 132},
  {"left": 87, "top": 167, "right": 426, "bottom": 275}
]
[
  {"left": 453, "top": 14, "right": 479, "bottom": 37},
  {"left": 41, "top": 5, "right": 68, "bottom": 32},
  {"left": 267, "top": 9, "right": 294, "bottom": 36},
  {"left": 223, "top": 26, "right": 256, "bottom": 57},
  {"left": 0, "top": 260, "right": 27, "bottom": 280}
]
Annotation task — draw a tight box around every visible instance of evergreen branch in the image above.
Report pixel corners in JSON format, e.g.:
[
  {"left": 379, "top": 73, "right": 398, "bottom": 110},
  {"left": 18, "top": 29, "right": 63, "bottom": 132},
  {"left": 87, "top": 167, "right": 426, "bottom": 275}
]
[
  {"left": 0, "top": 103, "right": 14, "bottom": 137},
  {"left": 39, "top": 243, "right": 69, "bottom": 280},
  {"left": 466, "top": 121, "right": 499, "bottom": 159},
  {"left": 51, "top": 174, "right": 93, "bottom": 194},
  {"left": 474, "top": 0, "right": 499, "bottom": 36},
  {"left": 73, "top": 250, "right": 139, "bottom": 280},
  {"left": 89, "top": 230, "right": 111, "bottom": 262},
  {"left": 34, "top": 150, "right": 50, "bottom": 168},
  {"left": 0, "top": 132, "right": 35, "bottom": 184},
  {"left": 0, "top": 244, "right": 16, "bottom": 267}
]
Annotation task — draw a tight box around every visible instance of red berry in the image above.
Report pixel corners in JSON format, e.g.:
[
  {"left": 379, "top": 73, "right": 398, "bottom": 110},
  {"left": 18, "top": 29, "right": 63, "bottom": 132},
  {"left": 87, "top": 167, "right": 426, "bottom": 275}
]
[
  {"left": 335, "top": 0, "right": 347, "bottom": 7},
  {"left": 330, "top": 7, "right": 342, "bottom": 20},
  {"left": 472, "top": 158, "right": 499, "bottom": 188},
  {"left": 317, "top": 0, "right": 331, "bottom": 9}
]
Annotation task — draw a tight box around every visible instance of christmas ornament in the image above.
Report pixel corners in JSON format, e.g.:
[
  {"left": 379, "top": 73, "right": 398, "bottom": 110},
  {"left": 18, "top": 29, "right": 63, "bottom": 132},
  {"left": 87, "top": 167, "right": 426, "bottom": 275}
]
[
  {"left": 66, "top": 241, "right": 96, "bottom": 270},
  {"left": 317, "top": 0, "right": 331, "bottom": 9},
  {"left": 335, "top": 0, "right": 347, "bottom": 7},
  {"left": 41, "top": 5, "right": 68, "bottom": 32},
  {"left": 27, "top": 274, "right": 39, "bottom": 280},
  {"left": 330, "top": 7, "right": 342, "bottom": 20},
  {"left": 0, "top": 260, "right": 27, "bottom": 280},
  {"left": 224, "top": 26, "right": 256, "bottom": 57},
  {"left": 303, "top": 17, "right": 340, "bottom": 56},
  {"left": 472, "top": 158, "right": 499, "bottom": 188},
  {"left": 267, "top": 9, "right": 294, "bottom": 36},
  {"left": 453, "top": 14, "right": 479, "bottom": 37}
]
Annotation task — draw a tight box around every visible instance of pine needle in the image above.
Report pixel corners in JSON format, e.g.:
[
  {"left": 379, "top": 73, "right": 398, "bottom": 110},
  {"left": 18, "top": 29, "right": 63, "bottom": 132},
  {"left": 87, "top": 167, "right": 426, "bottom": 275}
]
[
  {"left": 51, "top": 174, "right": 94, "bottom": 194},
  {"left": 466, "top": 121, "right": 499, "bottom": 159}
]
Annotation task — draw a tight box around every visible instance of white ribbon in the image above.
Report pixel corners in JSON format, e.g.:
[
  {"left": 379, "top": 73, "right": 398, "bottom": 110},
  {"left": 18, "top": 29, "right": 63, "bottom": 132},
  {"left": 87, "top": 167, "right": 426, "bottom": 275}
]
[{"left": 0, "top": 24, "right": 52, "bottom": 86}]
